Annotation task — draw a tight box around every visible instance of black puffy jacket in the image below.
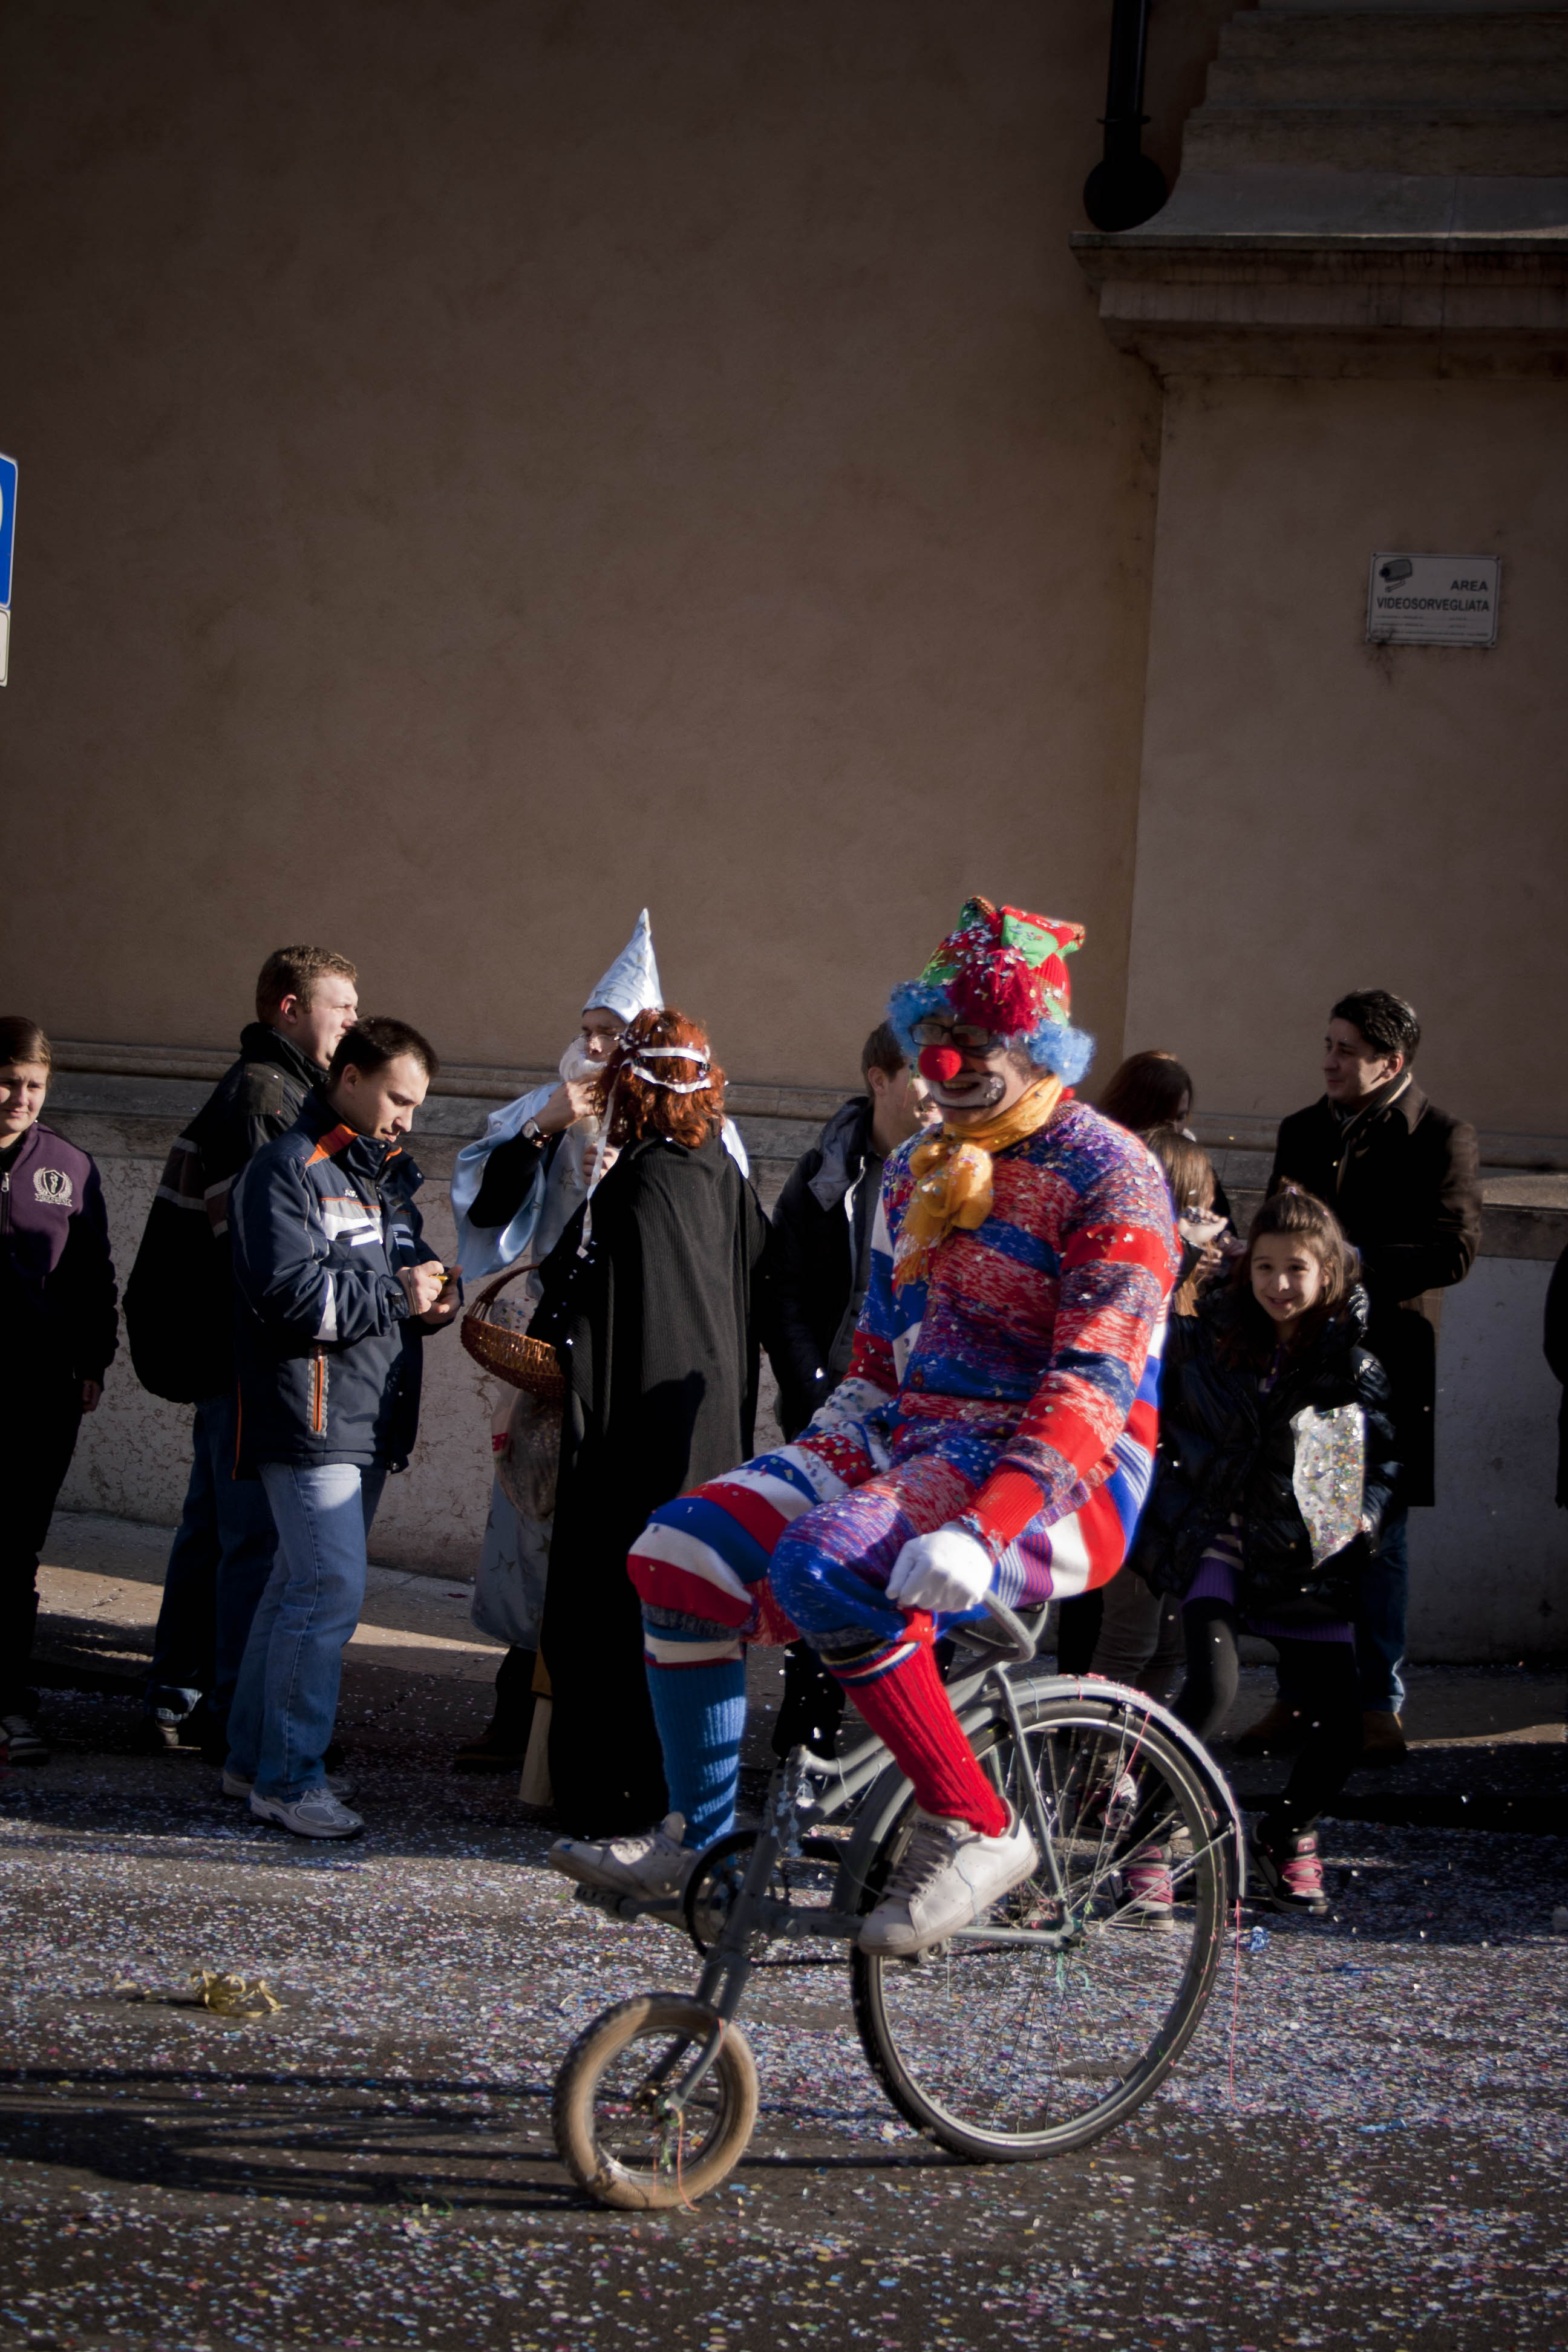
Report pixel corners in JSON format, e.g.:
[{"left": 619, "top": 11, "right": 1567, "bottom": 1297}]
[
  {"left": 1131, "top": 1283, "right": 1399, "bottom": 1622},
  {"left": 124, "top": 1023, "right": 324, "bottom": 1402}
]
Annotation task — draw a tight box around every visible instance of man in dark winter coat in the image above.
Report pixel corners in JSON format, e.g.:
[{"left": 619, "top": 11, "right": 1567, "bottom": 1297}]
[
  {"left": 125, "top": 946, "right": 358, "bottom": 1755},
  {"left": 770, "top": 1022, "right": 929, "bottom": 1442},
  {"left": 1261, "top": 988, "right": 1481, "bottom": 1762},
  {"left": 226, "top": 1017, "right": 459, "bottom": 1838}
]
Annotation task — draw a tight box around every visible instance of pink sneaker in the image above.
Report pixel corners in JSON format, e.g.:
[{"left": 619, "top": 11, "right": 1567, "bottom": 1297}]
[
  {"left": 1119, "top": 1841, "right": 1174, "bottom": 1932},
  {"left": 1252, "top": 1824, "right": 1329, "bottom": 1916}
]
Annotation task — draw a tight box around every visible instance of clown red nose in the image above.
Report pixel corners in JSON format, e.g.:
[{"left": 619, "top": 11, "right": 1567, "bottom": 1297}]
[{"left": 920, "top": 1043, "right": 966, "bottom": 1083}]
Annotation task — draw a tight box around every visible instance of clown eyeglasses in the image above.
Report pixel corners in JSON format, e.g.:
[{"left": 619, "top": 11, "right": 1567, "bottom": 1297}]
[{"left": 911, "top": 1018, "right": 1001, "bottom": 1055}]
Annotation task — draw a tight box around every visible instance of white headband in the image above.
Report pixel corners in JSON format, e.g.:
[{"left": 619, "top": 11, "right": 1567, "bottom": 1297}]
[
  {"left": 575, "top": 1043, "right": 713, "bottom": 1255},
  {"left": 627, "top": 1041, "right": 711, "bottom": 1093}
]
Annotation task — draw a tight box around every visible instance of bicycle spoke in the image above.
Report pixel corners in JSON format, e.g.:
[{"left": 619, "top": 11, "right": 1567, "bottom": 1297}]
[{"left": 854, "top": 1699, "right": 1233, "bottom": 2155}]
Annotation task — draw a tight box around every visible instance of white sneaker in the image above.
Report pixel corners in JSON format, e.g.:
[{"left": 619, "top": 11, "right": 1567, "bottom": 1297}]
[
  {"left": 249, "top": 1786, "right": 364, "bottom": 1840},
  {"left": 2, "top": 1713, "right": 48, "bottom": 1766},
  {"left": 548, "top": 1812, "right": 694, "bottom": 1901},
  {"left": 1082, "top": 1764, "right": 1138, "bottom": 1834},
  {"left": 224, "top": 1768, "right": 353, "bottom": 1800},
  {"left": 859, "top": 1806, "right": 1039, "bottom": 1958}
]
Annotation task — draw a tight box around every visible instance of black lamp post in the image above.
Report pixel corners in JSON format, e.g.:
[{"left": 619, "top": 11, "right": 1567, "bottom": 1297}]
[{"left": 1082, "top": 0, "right": 1168, "bottom": 232}]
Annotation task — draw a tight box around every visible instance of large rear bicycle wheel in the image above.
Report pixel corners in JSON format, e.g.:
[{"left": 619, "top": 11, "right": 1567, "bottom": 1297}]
[
  {"left": 553, "top": 1993, "right": 759, "bottom": 2209},
  {"left": 852, "top": 1694, "right": 1235, "bottom": 2160}
]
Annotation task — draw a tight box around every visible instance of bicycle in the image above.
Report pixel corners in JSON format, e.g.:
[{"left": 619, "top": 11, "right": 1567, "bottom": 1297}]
[{"left": 552, "top": 1595, "right": 1244, "bottom": 2208}]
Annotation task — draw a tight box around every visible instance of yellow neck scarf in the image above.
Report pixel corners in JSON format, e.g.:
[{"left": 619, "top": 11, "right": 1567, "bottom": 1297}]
[{"left": 892, "top": 1074, "right": 1065, "bottom": 1289}]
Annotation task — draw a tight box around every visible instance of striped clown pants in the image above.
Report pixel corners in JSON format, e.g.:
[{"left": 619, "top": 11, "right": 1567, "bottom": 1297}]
[
  {"left": 629, "top": 1408, "right": 1142, "bottom": 1672},
  {"left": 625, "top": 1410, "right": 1140, "bottom": 1847}
]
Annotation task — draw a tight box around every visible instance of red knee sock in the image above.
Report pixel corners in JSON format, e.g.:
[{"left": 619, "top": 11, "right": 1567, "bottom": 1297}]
[{"left": 826, "top": 1619, "right": 1008, "bottom": 1837}]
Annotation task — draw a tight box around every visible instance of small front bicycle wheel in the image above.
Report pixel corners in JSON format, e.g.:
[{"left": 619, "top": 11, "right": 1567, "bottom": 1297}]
[
  {"left": 852, "top": 1694, "right": 1235, "bottom": 2161},
  {"left": 552, "top": 1993, "right": 759, "bottom": 2209}
]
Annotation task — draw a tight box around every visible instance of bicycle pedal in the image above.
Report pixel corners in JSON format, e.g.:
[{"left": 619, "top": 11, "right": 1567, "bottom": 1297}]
[
  {"left": 572, "top": 1884, "right": 685, "bottom": 1926},
  {"left": 572, "top": 1886, "right": 626, "bottom": 1916}
]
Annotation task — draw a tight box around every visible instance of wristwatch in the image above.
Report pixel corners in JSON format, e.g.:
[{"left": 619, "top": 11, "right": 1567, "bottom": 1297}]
[{"left": 521, "top": 1117, "right": 544, "bottom": 1143}]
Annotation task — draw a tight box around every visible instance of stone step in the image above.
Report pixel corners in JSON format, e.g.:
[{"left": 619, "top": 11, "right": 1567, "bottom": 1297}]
[
  {"left": 1208, "top": 59, "right": 1568, "bottom": 108},
  {"left": 1183, "top": 102, "right": 1568, "bottom": 172},
  {"left": 1226, "top": 7, "right": 1568, "bottom": 60},
  {"left": 1258, "top": 0, "right": 1568, "bottom": 13}
]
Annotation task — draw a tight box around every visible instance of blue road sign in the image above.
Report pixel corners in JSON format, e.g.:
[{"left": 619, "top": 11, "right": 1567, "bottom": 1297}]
[{"left": 0, "top": 452, "right": 16, "bottom": 607}]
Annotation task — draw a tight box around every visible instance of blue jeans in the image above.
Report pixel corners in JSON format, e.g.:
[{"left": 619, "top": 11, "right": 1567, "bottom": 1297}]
[
  {"left": 1356, "top": 1508, "right": 1409, "bottom": 1713},
  {"left": 146, "top": 1393, "right": 278, "bottom": 1726},
  {"left": 227, "top": 1461, "right": 385, "bottom": 1802}
]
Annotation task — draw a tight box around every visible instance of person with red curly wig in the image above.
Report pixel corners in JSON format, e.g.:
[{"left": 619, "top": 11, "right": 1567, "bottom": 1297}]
[{"left": 528, "top": 1007, "right": 772, "bottom": 1832}]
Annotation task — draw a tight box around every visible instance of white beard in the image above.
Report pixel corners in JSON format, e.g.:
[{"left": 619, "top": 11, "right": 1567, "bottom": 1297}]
[{"left": 558, "top": 1037, "right": 608, "bottom": 1086}]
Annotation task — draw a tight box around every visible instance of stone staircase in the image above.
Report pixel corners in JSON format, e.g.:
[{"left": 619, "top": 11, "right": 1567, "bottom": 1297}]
[
  {"left": 1071, "top": 0, "right": 1568, "bottom": 374},
  {"left": 1186, "top": 0, "right": 1568, "bottom": 178}
]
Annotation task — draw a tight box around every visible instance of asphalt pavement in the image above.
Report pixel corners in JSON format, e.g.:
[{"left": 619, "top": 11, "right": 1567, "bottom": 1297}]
[{"left": 2, "top": 1644, "right": 1566, "bottom": 2352}]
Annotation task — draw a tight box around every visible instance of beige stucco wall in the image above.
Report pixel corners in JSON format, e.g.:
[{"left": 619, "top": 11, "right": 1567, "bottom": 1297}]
[
  {"left": 0, "top": 0, "right": 1233, "bottom": 1088},
  {"left": 1122, "top": 373, "right": 1568, "bottom": 1136}
]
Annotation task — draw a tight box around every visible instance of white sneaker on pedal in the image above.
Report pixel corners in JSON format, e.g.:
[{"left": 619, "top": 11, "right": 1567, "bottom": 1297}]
[
  {"left": 249, "top": 1786, "right": 364, "bottom": 1840},
  {"left": 858, "top": 1807, "right": 1038, "bottom": 1958},
  {"left": 548, "top": 1812, "right": 695, "bottom": 1902}
]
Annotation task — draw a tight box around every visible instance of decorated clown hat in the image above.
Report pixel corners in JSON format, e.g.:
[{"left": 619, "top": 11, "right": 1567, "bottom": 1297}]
[{"left": 888, "top": 896, "right": 1093, "bottom": 1084}]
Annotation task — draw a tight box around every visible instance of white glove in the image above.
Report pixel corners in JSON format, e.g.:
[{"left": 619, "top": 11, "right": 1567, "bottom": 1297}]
[{"left": 886, "top": 1524, "right": 994, "bottom": 1616}]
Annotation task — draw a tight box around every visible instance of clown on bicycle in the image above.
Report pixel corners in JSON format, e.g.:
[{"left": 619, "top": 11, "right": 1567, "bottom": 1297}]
[{"left": 550, "top": 896, "right": 1178, "bottom": 1958}]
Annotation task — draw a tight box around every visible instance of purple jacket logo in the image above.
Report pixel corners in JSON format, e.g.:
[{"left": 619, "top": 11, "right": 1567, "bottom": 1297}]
[{"left": 33, "top": 1166, "right": 74, "bottom": 1207}]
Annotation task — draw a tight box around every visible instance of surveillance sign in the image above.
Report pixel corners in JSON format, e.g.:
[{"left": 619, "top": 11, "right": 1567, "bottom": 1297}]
[{"left": 1367, "top": 552, "right": 1499, "bottom": 647}]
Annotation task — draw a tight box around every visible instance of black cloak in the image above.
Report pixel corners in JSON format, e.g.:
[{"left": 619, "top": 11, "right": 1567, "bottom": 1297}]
[{"left": 531, "top": 1126, "right": 771, "bottom": 1834}]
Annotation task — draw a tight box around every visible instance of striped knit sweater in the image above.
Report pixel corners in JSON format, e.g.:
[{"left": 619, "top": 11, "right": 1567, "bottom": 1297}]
[{"left": 816, "top": 1099, "right": 1178, "bottom": 1573}]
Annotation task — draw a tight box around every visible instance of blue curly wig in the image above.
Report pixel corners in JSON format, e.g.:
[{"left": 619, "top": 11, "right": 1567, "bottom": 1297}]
[{"left": 887, "top": 977, "right": 1095, "bottom": 1088}]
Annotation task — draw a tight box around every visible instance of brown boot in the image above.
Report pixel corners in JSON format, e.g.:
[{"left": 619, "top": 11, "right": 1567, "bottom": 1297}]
[
  {"left": 1231, "top": 1702, "right": 1307, "bottom": 1758},
  {"left": 1361, "top": 1710, "right": 1408, "bottom": 1765}
]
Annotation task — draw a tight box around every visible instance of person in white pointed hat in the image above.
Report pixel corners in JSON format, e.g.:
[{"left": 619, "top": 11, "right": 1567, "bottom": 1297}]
[
  {"left": 448, "top": 913, "right": 749, "bottom": 1769},
  {"left": 452, "top": 907, "right": 664, "bottom": 1289}
]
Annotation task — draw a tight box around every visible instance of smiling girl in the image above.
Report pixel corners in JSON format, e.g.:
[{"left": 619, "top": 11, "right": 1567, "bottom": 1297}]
[{"left": 1129, "top": 1186, "right": 1397, "bottom": 1913}]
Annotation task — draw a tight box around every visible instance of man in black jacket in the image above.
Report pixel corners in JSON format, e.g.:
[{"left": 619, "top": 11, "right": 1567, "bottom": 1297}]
[
  {"left": 125, "top": 946, "right": 358, "bottom": 1756},
  {"left": 1257, "top": 988, "right": 1481, "bottom": 1762},
  {"left": 770, "top": 1022, "right": 929, "bottom": 1442}
]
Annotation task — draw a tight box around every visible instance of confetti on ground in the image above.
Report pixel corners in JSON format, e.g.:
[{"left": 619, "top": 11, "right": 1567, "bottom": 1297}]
[{"left": 0, "top": 1685, "right": 1564, "bottom": 2350}]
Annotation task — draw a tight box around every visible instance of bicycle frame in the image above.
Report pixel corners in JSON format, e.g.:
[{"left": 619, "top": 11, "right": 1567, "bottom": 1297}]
[{"left": 572, "top": 1600, "right": 1244, "bottom": 2124}]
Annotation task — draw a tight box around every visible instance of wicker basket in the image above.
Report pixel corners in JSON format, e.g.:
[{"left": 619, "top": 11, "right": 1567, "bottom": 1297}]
[{"left": 460, "top": 1269, "right": 567, "bottom": 1400}]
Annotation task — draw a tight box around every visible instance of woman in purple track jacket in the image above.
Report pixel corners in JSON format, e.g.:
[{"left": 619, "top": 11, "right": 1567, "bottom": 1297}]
[{"left": 0, "top": 1016, "right": 119, "bottom": 1765}]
